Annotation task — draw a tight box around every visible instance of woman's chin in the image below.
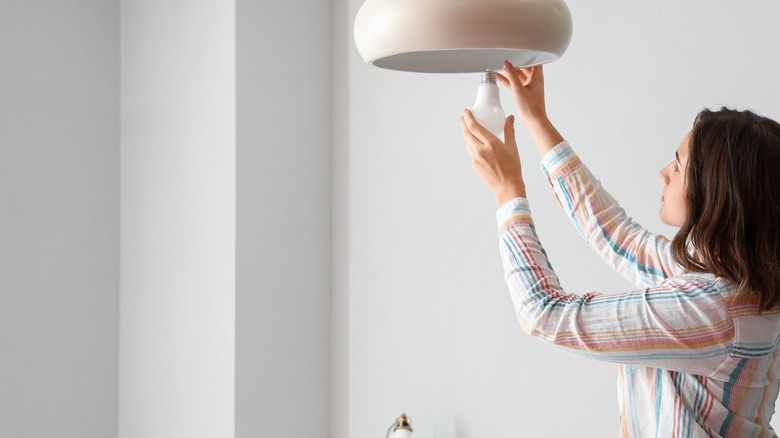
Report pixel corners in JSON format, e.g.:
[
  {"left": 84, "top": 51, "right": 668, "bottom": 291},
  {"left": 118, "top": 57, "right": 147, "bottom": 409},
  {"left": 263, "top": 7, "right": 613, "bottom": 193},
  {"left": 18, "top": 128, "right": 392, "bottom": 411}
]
[
  {"left": 659, "top": 211, "right": 673, "bottom": 227},
  {"left": 659, "top": 213, "right": 682, "bottom": 228}
]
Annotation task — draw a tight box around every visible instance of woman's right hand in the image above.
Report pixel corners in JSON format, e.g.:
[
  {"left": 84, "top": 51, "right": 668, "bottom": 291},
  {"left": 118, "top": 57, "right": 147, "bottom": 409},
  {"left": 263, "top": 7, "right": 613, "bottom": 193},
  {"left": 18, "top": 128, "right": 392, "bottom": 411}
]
[
  {"left": 497, "top": 60, "right": 564, "bottom": 157},
  {"left": 497, "top": 60, "right": 548, "bottom": 127}
]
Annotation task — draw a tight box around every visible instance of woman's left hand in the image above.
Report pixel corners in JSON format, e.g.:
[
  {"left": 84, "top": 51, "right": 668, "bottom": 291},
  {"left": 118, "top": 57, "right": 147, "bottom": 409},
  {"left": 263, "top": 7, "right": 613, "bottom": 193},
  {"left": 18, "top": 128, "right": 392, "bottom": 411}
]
[{"left": 460, "top": 109, "right": 527, "bottom": 207}]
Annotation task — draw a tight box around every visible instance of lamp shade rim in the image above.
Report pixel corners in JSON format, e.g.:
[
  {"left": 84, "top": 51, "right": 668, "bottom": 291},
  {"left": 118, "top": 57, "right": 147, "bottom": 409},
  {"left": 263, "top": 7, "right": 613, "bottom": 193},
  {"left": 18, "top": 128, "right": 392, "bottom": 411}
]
[
  {"left": 354, "top": 0, "right": 573, "bottom": 73},
  {"left": 368, "top": 48, "right": 560, "bottom": 73}
]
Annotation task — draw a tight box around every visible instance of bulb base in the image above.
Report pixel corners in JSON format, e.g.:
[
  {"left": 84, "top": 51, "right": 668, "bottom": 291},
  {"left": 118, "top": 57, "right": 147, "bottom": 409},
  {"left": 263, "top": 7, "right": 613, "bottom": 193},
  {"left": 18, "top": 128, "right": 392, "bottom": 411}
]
[{"left": 481, "top": 70, "right": 497, "bottom": 84}]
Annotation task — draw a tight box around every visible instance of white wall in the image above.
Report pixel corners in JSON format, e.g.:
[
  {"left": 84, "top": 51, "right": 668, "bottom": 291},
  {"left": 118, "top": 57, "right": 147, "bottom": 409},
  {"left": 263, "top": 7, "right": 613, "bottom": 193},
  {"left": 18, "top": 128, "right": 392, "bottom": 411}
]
[
  {"left": 332, "top": 1, "right": 780, "bottom": 436},
  {"left": 235, "top": 1, "right": 332, "bottom": 437},
  {"left": 7, "top": 1, "right": 780, "bottom": 436},
  {"left": 0, "top": 1, "right": 119, "bottom": 437},
  {"left": 119, "top": 1, "right": 235, "bottom": 437}
]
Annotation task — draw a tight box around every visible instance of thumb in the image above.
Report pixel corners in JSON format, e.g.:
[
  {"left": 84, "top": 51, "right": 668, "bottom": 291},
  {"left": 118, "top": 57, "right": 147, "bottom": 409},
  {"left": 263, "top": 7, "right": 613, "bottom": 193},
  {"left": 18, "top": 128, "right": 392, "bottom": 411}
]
[{"left": 504, "top": 114, "right": 516, "bottom": 146}]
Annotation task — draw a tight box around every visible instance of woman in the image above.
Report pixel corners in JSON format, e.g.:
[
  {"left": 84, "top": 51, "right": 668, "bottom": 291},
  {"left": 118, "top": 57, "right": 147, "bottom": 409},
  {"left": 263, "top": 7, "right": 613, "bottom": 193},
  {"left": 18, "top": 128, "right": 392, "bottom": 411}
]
[{"left": 460, "top": 60, "right": 780, "bottom": 437}]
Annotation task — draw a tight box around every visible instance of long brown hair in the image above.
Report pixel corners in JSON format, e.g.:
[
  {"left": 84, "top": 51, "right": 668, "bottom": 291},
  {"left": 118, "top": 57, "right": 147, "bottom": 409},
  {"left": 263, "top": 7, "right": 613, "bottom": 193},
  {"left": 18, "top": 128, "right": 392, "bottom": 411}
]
[{"left": 671, "top": 107, "right": 780, "bottom": 311}]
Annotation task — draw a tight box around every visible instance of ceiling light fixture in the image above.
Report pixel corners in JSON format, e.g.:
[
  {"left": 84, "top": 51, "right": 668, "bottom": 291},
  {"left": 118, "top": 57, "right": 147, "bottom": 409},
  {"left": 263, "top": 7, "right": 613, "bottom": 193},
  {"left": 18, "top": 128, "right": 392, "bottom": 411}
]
[{"left": 354, "top": 0, "right": 573, "bottom": 73}]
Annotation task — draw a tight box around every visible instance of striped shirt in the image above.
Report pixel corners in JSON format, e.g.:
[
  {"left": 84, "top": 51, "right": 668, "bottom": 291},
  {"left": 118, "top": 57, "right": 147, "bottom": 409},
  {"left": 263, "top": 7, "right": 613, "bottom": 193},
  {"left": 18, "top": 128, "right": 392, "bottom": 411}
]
[{"left": 497, "top": 141, "right": 780, "bottom": 437}]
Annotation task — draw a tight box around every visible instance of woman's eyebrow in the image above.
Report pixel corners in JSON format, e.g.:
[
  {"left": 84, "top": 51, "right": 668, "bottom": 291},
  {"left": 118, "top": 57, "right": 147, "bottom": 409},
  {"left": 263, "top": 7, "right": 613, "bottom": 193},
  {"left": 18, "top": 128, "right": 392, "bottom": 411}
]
[{"left": 676, "top": 151, "right": 680, "bottom": 163}]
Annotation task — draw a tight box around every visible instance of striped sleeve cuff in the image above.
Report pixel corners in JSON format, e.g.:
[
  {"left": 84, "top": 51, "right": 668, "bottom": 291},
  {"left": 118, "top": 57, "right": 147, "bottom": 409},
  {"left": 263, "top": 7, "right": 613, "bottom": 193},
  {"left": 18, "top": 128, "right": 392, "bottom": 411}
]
[
  {"left": 496, "top": 197, "right": 534, "bottom": 231},
  {"left": 539, "top": 140, "right": 581, "bottom": 181}
]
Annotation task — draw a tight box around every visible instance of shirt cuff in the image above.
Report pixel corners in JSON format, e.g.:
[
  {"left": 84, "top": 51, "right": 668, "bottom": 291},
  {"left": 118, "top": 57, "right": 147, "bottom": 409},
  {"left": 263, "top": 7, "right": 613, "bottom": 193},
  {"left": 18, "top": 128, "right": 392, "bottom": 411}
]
[
  {"left": 496, "top": 197, "right": 533, "bottom": 231},
  {"left": 539, "top": 140, "right": 581, "bottom": 181}
]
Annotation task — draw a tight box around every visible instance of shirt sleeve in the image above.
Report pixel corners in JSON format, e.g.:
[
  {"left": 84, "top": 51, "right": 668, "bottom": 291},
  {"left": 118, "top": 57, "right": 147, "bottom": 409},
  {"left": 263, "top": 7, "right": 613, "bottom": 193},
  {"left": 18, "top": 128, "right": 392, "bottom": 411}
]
[
  {"left": 496, "top": 198, "right": 734, "bottom": 375},
  {"left": 539, "top": 141, "right": 684, "bottom": 288}
]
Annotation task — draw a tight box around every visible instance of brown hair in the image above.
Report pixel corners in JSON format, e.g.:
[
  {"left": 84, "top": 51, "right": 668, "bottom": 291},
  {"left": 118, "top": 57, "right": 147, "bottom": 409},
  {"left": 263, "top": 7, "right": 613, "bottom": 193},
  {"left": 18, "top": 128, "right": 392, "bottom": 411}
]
[{"left": 671, "top": 107, "right": 780, "bottom": 311}]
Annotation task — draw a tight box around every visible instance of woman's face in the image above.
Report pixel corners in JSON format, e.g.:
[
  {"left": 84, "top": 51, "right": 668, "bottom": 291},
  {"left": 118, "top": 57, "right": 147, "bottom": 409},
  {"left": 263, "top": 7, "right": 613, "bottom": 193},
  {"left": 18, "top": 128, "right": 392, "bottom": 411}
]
[{"left": 658, "top": 132, "right": 690, "bottom": 227}]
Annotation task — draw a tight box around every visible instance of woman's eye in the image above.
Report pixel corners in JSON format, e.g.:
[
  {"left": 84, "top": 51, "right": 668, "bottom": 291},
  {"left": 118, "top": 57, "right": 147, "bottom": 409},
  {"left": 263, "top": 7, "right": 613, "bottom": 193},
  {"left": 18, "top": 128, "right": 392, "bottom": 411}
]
[{"left": 674, "top": 163, "right": 679, "bottom": 172}]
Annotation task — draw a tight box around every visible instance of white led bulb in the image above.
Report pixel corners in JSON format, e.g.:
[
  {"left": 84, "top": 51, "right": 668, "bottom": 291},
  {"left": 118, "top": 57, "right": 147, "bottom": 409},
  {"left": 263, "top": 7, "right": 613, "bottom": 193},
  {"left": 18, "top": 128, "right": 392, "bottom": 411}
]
[{"left": 470, "top": 70, "right": 506, "bottom": 138}]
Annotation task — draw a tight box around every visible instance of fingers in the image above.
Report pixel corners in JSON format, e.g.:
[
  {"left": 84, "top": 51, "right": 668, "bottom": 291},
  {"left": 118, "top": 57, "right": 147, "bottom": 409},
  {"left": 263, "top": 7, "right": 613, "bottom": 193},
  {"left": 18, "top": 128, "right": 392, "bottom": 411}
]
[
  {"left": 460, "top": 113, "right": 492, "bottom": 164},
  {"left": 502, "top": 60, "right": 522, "bottom": 90},
  {"left": 504, "top": 114, "right": 516, "bottom": 146},
  {"left": 459, "top": 115, "right": 481, "bottom": 155},
  {"left": 520, "top": 67, "right": 533, "bottom": 86},
  {"left": 500, "top": 61, "right": 536, "bottom": 91},
  {"left": 462, "top": 109, "right": 493, "bottom": 144},
  {"left": 524, "top": 65, "right": 544, "bottom": 86},
  {"left": 496, "top": 72, "right": 510, "bottom": 88},
  {"left": 499, "top": 60, "right": 543, "bottom": 87}
]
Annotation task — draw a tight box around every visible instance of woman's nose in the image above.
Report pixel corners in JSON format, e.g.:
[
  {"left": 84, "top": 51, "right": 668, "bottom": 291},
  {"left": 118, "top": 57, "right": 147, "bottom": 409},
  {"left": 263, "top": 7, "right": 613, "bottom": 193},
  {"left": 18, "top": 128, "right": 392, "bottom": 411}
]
[{"left": 659, "top": 167, "right": 669, "bottom": 184}]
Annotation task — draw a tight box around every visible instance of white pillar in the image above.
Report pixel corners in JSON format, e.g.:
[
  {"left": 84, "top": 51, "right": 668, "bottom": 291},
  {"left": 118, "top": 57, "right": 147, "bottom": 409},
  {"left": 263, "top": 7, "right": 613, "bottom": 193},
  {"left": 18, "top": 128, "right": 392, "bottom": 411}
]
[
  {"left": 120, "top": 0, "right": 235, "bottom": 436},
  {"left": 120, "top": 1, "right": 331, "bottom": 437}
]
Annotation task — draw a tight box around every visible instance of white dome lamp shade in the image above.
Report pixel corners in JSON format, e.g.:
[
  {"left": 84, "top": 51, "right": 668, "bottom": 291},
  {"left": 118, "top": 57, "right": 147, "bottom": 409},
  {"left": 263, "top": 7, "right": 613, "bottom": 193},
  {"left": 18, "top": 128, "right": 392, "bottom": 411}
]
[{"left": 354, "top": 0, "right": 573, "bottom": 73}]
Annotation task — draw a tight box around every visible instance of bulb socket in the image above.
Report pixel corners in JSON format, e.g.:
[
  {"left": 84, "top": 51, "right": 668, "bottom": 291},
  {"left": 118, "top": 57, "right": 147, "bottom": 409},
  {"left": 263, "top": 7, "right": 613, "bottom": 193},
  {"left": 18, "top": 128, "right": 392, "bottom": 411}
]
[{"left": 481, "top": 70, "right": 497, "bottom": 84}]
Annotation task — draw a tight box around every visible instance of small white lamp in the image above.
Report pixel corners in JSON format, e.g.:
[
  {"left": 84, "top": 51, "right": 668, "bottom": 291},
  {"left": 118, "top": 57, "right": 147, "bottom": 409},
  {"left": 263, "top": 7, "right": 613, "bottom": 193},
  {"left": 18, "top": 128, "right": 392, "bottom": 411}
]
[
  {"left": 354, "top": 0, "right": 573, "bottom": 73},
  {"left": 386, "top": 413, "right": 413, "bottom": 438}
]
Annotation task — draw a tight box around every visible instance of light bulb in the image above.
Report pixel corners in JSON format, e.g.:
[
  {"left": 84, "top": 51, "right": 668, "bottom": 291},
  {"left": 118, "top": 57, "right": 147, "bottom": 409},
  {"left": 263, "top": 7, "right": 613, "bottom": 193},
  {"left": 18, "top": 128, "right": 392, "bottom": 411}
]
[{"left": 470, "top": 70, "right": 506, "bottom": 138}]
